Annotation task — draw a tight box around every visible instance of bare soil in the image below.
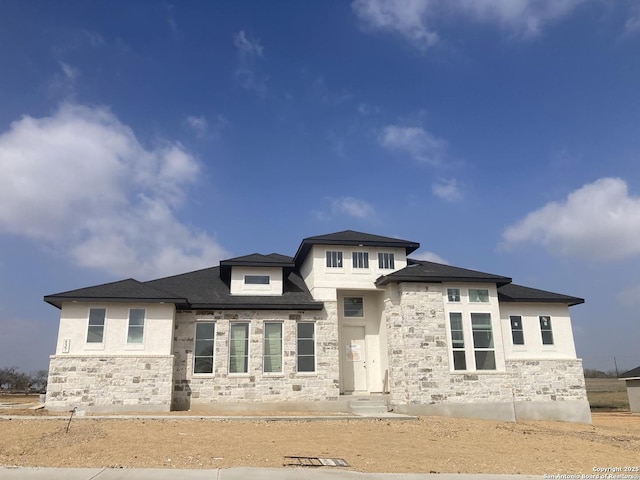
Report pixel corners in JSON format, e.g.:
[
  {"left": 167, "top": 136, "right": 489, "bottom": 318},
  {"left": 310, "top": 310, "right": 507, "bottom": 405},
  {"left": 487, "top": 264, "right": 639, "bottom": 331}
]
[{"left": 1, "top": 396, "right": 639, "bottom": 475}]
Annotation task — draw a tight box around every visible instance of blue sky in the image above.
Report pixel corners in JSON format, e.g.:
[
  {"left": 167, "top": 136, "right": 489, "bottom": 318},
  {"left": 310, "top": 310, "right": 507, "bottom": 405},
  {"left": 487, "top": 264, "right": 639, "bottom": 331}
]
[{"left": 1, "top": 0, "right": 640, "bottom": 374}]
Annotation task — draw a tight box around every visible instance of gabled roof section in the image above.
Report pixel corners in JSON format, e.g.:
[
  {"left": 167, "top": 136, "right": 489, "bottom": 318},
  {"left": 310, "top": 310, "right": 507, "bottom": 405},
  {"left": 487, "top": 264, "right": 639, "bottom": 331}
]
[
  {"left": 294, "top": 230, "right": 420, "bottom": 266},
  {"left": 220, "top": 253, "right": 295, "bottom": 268},
  {"left": 620, "top": 366, "right": 640, "bottom": 379},
  {"left": 44, "top": 279, "right": 187, "bottom": 309},
  {"left": 145, "top": 266, "right": 323, "bottom": 310},
  {"left": 497, "top": 283, "right": 584, "bottom": 307},
  {"left": 376, "top": 259, "right": 512, "bottom": 287}
]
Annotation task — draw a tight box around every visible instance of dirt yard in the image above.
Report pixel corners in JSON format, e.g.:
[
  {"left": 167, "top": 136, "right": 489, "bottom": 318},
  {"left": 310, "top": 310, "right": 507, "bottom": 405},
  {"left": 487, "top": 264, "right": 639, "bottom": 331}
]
[{"left": 1, "top": 396, "right": 639, "bottom": 475}]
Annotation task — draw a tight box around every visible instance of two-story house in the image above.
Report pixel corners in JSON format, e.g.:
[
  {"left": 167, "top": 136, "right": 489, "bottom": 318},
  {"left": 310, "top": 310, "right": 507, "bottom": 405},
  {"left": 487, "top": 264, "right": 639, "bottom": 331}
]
[{"left": 44, "top": 230, "right": 591, "bottom": 422}]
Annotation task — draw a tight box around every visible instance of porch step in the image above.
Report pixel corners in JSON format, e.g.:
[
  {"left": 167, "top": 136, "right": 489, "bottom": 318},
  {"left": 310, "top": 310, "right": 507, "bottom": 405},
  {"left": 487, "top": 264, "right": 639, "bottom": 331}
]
[{"left": 348, "top": 397, "right": 390, "bottom": 415}]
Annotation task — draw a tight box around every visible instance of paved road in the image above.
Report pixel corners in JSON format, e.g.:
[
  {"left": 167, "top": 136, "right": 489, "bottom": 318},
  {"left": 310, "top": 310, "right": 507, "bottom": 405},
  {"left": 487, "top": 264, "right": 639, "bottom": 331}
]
[{"left": 0, "top": 467, "right": 540, "bottom": 479}]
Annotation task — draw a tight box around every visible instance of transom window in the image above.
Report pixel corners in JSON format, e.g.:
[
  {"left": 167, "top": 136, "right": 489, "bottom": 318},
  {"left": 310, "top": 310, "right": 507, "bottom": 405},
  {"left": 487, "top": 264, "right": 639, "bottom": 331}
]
[
  {"left": 263, "top": 323, "right": 283, "bottom": 373},
  {"left": 229, "top": 323, "right": 249, "bottom": 374},
  {"left": 194, "top": 322, "right": 215, "bottom": 374},
  {"left": 447, "top": 288, "right": 461, "bottom": 302},
  {"left": 326, "top": 251, "right": 343, "bottom": 268},
  {"left": 510, "top": 316, "right": 524, "bottom": 345},
  {"left": 468, "top": 288, "right": 490, "bottom": 303},
  {"left": 352, "top": 251, "right": 369, "bottom": 269},
  {"left": 449, "top": 313, "right": 466, "bottom": 370},
  {"left": 471, "top": 313, "right": 496, "bottom": 370},
  {"left": 378, "top": 252, "right": 395, "bottom": 269},
  {"left": 343, "top": 297, "right": 364, "bottom": 317},
  {"left": 86, "top": 308, "right": 106, "bottom": 343},
  {"left": 244, "top": 275, "right": 270, "bottom": 285},
  {"left": 297, "top": 322, "right": 316, "bottom": 372},
  {"left": 127, "top": 308, "right": 145, "bottom": 344},
  {"left": 540, "top": 316, "right": 554, "bottom": 345}
]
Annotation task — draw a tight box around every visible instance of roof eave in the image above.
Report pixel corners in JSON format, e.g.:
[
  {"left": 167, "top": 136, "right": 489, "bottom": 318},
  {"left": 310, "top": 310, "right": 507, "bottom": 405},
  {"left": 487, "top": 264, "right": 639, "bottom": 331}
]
[
  {"left": 376, "top": 275, "right": 511, "bottom": 287},
  {"left": 43, "top": 296, "right": 188, "bottom": 309},
  {"left": 184, "top": 302, "right": 324, "bottom": 311}
]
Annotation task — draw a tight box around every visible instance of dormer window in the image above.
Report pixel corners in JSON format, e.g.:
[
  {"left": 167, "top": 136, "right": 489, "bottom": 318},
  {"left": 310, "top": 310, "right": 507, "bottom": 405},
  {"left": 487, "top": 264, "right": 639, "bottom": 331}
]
[{"left": 244, "top": 275, "right": 270, "bottom": 285}]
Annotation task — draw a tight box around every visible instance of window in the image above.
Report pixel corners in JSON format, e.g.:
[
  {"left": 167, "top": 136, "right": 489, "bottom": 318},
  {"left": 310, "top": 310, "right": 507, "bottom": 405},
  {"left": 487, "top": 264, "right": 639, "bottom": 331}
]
[
  {"left": 127, "top": 308, "right": 145, "bottom": 344},
  {"left": 447, "top": 288, "right": 461, "bottom": 302},
  {"left": 471, "top": 313, "right": 496, "bottom": 370},
  {"left": 449, "top": 313, "right": 466, "bottom": 370},
  {"left": 326, "top": 251, "right": 343, "bottom": 268},
  {"left": 86, "top": 308, "right": 106, "bottom": 343},
  {"left": 510, "top": 316, "right": 524, "bottom": 345},
  {"left": 352, "top": 251, "right": 369, "bottom": 269},
  {"left": 297, "top": 322, "right": 315, "bottom": 372},
  {"left": 263, "top": 323, "right": 283, "bottom": 373},
  {"left": 194, "top": 322, "right": 215, "bottom": 374},
  {"left": 378, "top": 252, "right": 395, "bottom": 269},
  {"left": 343, "top": 297, "right": 364, "bottom": 317},
  {"left": 244, "top": 275, "right": 270, "bottom": 285},
  {"left": 540, "top": 316, "right": 554, "bottom": 345},
  {"left": 229, "top": 323, "right": 249, "bottom": 373},
  {"left": 468, "top": 288, "right": 490, "bottom": 303}
]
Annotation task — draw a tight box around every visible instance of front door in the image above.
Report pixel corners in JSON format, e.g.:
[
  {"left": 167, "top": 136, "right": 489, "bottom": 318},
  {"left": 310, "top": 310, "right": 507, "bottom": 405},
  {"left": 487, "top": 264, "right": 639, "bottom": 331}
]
[{"left": 342, "top": 326, "right": 367, "bottom": 392}]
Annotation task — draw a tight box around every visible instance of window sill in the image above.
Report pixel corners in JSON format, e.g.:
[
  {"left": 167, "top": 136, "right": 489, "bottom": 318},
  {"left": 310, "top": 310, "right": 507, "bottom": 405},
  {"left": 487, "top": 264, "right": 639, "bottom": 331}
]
[
  {"left": 84, "top": 343, "right": 105, "bottom": 351},
  {"left": 295, "top": 372, "right": 318, "bottom": 376}
]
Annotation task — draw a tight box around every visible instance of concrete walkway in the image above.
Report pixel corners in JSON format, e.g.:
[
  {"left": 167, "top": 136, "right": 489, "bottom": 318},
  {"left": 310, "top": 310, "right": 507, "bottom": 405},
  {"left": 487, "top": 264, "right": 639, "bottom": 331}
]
[{"left": 0, "top": 467, "right": 540, "bottom": 479}]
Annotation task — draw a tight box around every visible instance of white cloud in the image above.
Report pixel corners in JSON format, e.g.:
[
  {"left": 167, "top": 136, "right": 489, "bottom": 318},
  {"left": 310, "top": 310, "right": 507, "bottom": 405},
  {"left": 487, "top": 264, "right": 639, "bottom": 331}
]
[
  {"left": 624, "top": 4, "right": 640, "bottom": 36},
  {"left": 352, "top": 0, "right": 439, "bottom": 51},
  {"left": 234, "top": 30, "right": 268, "bottom": 95},
  {"left": 186, "top": 114, "right": 228, "bottom": 138},
  {"left": 379, "top": 125, "right": 447, "bottom": 165},
  {"left": 331, "top": 197, "right": 376, "bottom": 219},
  {"left": 0, "top": 103, "right": 228, "bottom": 279},
  {"left": 502, "top": 177, "right": 640, "bottom": 261},
  {"left": 352, "top": 0, "right": 587, "bottom": 50},
  {"left": 234, "top": 30, "right": 264, "bottom": 58},
  {"left": 432, "top": 177, "right": 463, "bottom": 202},
  {"left": 411, "top": 250, "right": 449, "bottom": 264}
]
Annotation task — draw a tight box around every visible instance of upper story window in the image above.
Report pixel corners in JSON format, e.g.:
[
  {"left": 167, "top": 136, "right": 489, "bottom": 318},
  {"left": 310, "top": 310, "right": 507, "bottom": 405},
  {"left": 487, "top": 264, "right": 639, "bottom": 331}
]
[
  {"left": 447, "top": 288, "right": 461, "bottom": 302},
  {"left": 510, "top": 316, "right": 524, "bottom": 345},
  {"left": 86, "top": 308, "right": 106, "bottom": 343},
  {"left": 127, "top": 308, "right": 145, "bottom": 344},
  {"left": 540, "top": 316, "right": 554, "bottom": 345},
  {"left": 352, "top": 251, "right": 369, "bottom": 269},
  {"left": 468, "top": 288, "right": 490, "bottom": 303},
  {"left": 244, "top": 275, "right": 270, "bottom": 285},
  {"left": 326, "top": 251, "right": 343, "bottom": 268},
  {"left": 378, "top": 252, "right": 395, "bottom": 269},
  {"left": 344, "top": 297, "right": 364, "bottom": 317}
]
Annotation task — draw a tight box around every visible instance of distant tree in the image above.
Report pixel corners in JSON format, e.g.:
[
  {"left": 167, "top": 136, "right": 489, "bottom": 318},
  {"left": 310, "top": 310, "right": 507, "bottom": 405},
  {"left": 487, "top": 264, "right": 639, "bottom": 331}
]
[
  {"left": 583, "top": 368, "right": 618, "bottom": 378},
  {"left": 31, "top": 369, "right": 49, "bottom": 393}
]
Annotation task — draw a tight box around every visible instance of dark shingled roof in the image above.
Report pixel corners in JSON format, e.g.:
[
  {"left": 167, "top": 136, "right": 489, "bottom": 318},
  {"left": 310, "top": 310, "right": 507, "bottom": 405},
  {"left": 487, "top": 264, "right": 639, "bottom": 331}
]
[
  {"left": 620, "top": 366, "right": 640, "bottom": 379},
  {"left": 220, "top": 253, "right": 295, "bottom": 267},
  {"left": 294, "top": 230, "right": 420, "bottom": 266},
  {"left": 44, "top": 279, "right": 187, "bottom": 308},
  {"left": 145, "top": 266, "right": 323, "bottom": 310},
  {"left": 376, "top": 259, "right": 512, "bottom": 287},
  {"left": 497, "top": 283, "right": 584, "bottom": 306}
]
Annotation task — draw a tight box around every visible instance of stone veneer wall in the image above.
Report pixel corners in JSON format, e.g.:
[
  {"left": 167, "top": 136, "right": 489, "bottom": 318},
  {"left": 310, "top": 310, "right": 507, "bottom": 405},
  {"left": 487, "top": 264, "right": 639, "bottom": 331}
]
[
  {"left": 171, "top": 306, "right": 340, "bottom": 411},
  {"left": 384, "top": 282, "right": 591, "bottom": 423},
  {"left": 46, "top": 355, "right": 173, "bottom": 412}
]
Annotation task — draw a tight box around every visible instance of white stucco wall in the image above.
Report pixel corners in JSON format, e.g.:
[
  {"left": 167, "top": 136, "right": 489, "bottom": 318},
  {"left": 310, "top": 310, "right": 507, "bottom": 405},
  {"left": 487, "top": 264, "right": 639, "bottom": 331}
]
[
  {"left": 55, "top": 302, "right": 175, "bottom": 356},
  {"left": 303, "top": 245, "right": 407, "bottom": 300},
  {"left": 499, "top": 303, "right": 577, "bottom": 359},
  {"left": 229, "top": 266, "right": 283, "bottom": 296}
]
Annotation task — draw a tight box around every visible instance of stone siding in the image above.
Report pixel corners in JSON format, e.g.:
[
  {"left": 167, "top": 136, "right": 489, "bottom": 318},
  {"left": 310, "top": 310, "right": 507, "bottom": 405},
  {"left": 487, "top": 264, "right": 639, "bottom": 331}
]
[
  {"left": 46, "top": 355, "right": 173, "bottom": 412},
  {"left": 171, "top": 307, "right": 340, "bottom": 410},
  {"left": 384, "top": 282, "right": 590, "bottom": 422}
]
